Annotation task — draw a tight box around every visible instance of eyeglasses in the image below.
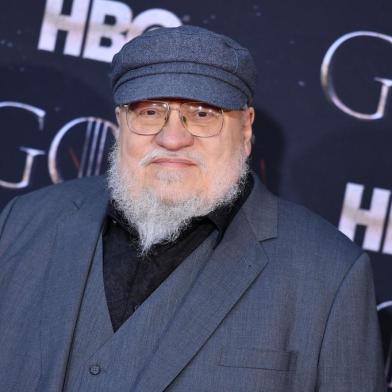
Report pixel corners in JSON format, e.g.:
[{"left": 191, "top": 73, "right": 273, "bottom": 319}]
[{"left": 122, "top": 100, "right": 226, "bottom": 138}]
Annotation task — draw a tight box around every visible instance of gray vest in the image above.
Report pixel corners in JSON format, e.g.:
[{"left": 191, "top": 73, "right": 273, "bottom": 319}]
[{"left": 63, "top": 232, "right": 217, "bottom": 392}]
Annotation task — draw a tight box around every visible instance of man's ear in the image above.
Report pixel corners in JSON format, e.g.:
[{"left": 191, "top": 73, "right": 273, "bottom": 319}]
[
  {"left": 115, "top": 106, "right": 121, "bottom": 125},
  {"left": 243, "top": 107, "right": 255, "bottom": 157},
  {"left": 113, "top": 107, "right": 123, "bottom": 140}
]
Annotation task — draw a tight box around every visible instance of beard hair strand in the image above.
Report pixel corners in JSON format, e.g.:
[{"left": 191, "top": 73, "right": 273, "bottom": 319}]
[{"left": 107, "top": 143, "right": 249, "bottom": 256}]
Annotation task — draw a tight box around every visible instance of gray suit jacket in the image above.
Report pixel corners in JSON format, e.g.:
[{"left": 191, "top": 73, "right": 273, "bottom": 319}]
[{"left": 0, "top": 176, "right": 386, "bottom": 391}]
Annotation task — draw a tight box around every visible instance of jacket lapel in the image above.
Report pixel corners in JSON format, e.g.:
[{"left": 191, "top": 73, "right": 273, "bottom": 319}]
[
  {"left": 38, "top": 180, "right": 108, "bottom": 391},
  {"left": 134, "top": 178, "right": 278, "bottom": 392}
]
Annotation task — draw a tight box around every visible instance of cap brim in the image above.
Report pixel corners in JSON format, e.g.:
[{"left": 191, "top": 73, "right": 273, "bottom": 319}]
[{"left": 113, "top": 72, "right": 248, "bottom": 110}]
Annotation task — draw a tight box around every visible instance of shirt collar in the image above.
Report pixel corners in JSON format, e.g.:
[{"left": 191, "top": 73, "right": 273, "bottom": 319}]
[{"left": 206, "top": 173, "right": 254, "bottom": 246}]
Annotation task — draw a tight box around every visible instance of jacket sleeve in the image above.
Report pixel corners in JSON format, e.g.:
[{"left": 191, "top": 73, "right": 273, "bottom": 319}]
[{"left": 317, "top": 252, "right": 387, "bottom": 391}]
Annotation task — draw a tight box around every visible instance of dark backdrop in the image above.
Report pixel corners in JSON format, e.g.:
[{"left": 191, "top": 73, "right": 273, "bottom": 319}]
[{"left": 1, "top": 0, "right": 391, "bottom": 386}]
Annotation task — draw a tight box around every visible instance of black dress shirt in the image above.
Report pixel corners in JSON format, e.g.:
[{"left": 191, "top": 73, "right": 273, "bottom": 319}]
[{"left": 103, "top": 175, "right": 253, "bottom": 332}]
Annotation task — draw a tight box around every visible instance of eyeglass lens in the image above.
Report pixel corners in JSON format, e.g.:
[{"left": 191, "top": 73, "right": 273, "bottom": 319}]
[{"left": 125, "top": 101, "right": 224, "bottom": 137}]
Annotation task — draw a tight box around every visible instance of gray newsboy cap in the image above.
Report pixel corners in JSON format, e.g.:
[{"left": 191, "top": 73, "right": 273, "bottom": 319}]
[{"left": 110, "top": 25, "right": 257, "bottom": 110}]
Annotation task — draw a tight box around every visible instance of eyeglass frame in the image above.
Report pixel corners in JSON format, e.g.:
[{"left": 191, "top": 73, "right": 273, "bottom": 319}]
[{"left": 120, "top": 100, "right": 247, "bottom": 138}]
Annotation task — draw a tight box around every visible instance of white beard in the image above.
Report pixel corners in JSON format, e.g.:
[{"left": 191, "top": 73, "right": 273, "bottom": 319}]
[{"left": 107, "top": 142, "right": 249, "bottom": 255}]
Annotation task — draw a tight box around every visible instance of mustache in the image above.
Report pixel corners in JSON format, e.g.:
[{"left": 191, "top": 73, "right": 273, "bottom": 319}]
[{"left": 139, "top": 149, "right": 206, "bottom": 168}]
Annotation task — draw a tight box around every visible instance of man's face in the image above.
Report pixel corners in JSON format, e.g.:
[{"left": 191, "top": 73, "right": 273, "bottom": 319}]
[{"left": 114, "top": 99, "right": 254, "bottom": 205}]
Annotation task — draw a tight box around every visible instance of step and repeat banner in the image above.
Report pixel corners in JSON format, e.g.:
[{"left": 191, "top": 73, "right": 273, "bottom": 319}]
[{"left": 1, "top": 0, "right": 392, "bottom": 386}]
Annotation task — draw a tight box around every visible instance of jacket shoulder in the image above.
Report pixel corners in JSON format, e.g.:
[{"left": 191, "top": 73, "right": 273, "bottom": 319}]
[
  {"left": 276, "top": 197, "right": 363, "bottom": 271},
  {"left": 0, "top": 176, "right": 107, "bottom": 232},
  {"left": 244, "top": 176, "right": 362, "bottom": 268},
  {"left": 16, "top": 176, "right": 106, "bottom": 205}
]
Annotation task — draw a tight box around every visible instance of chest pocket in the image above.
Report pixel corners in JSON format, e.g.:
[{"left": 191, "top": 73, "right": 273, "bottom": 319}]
[{"left": 219, "top": 347, "right": 297, "bottom": 371}]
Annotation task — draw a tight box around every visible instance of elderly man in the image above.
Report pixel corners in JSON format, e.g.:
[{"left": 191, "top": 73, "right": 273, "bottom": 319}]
[{"left": 0, "top": 25, "right": 386, "bottom": 391}]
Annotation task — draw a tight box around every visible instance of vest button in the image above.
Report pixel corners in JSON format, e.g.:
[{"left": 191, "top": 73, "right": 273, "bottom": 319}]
[{"left": 89, "top": 364, "right": 101, "bottom": 375}]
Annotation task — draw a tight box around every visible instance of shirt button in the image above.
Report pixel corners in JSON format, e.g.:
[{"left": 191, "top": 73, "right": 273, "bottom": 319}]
[{"left": 89, "top": 364, "right": 101, "bottom": 375}]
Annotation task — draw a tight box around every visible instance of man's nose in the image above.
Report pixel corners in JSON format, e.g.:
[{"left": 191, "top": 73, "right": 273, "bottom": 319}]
[{"left": 154, "top": 109, "right": 194, "bottom": 150}]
